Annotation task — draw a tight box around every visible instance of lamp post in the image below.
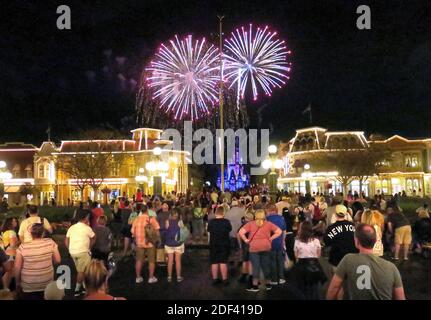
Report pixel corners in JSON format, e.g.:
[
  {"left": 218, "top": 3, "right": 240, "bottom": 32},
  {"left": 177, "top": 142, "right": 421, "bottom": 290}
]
[
  {"left": 303, "top": 163, "right": 311, "bottom": 194},
  {"left": 262, "top": 145, "right": 283, "bottom": 200},
  {"left": 0, "top": 161, "right": 12, "bottom": 200},
  {"left": 135, "top": 167, "right": 148, "bottom": 195},
  {"left": 146, "top": 147, "right": 169, "bottom": 197}
]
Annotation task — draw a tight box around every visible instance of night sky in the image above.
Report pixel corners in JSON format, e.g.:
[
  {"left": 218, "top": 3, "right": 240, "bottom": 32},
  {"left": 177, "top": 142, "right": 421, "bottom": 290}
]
[{"left": 1, "top": 0, "right": 431, "bottom": 145}]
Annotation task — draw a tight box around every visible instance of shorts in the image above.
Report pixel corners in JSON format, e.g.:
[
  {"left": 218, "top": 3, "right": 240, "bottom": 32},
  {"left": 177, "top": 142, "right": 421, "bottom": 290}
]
[
  {"left": 71, "top": 252, "right": 91, "bottom": 273},
  {"left": 165, "top": 244, "right": 185, "bottom": 254},
  {"left": 241, "top": 243, "right": 250, "bottom": 262},
  {"left": 136, "top": 247, "right": 156, "bottom": 263},
  {"left": 210, "top": 245, "right": 230, "bottom": 264},
  {"left": 395, "top": 225, "right": 412, "bottom": 245}
]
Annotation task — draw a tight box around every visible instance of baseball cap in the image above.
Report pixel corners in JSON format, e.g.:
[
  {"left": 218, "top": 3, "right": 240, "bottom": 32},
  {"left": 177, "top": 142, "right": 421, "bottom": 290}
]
[{"left": 335, "top": 204, "right": 347, "bottom": 217}]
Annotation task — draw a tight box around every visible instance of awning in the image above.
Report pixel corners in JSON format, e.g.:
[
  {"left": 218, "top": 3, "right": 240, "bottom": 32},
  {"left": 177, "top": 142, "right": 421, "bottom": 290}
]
[{"left": 4, "top": 186, "right": 20, "bottom": 193}]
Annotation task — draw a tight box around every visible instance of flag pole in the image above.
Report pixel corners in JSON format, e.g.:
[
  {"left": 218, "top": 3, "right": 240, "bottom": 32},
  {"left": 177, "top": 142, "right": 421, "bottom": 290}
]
[{"left": 218, "top": 15, "right": 225, "bottom": 192}]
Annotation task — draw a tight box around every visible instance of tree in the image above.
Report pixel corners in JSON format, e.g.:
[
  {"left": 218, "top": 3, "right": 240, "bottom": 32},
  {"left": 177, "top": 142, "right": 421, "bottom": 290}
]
[
  {"left": 308, "top": 144, "right": 390, "bottom": 197},
  {"left": 57, "top": 129, "right": 126, "bottom": 201}
]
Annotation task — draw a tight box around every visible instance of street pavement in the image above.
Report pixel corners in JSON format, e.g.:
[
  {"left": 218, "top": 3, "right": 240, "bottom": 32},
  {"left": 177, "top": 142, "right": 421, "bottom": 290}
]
[{"left": 55, "top": 236, "right": 431, "bottom": 300}]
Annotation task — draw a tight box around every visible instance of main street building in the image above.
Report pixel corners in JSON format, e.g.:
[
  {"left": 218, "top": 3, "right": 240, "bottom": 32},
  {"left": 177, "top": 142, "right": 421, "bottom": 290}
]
[
  {"left": 0, "top": 128, "right": 189, "bottom": 206},
  {"left": 278, "top": 127, "right": 431, "bottom": 197}
]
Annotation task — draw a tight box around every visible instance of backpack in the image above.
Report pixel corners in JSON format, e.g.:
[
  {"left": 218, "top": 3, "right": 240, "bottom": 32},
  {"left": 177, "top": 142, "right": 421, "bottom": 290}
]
[
  {"left": 144, "top": 217, "right": 160, "bottom": 246},
  {"left": 175, "top": 225, "right": 191, "bottom": 244}
]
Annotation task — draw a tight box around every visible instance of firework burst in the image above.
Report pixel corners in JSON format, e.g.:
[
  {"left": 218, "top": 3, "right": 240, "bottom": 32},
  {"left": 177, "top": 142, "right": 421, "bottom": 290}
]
[
  {"left": 146, "top": 35, "right": 220, "bottom": 121},
  {"left": 224, "top": 24, "right": 292, "bottom": 101}
]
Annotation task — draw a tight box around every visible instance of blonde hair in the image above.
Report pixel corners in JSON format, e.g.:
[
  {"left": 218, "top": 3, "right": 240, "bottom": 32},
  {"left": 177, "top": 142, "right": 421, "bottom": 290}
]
[
  {"left": 254, "top": 209, "right": 266, "bottom": 227},
  {"left": 84, "top": 259, "right": 109, "bottom": 291},
  {"left": 361, "top": 209, "right": 384, "bottom": 229}
]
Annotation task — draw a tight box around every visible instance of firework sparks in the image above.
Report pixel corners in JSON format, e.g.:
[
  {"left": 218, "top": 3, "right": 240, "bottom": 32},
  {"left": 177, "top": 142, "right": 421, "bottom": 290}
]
[
  {"left": 224, "top": 24, "right": 292, "bottom": 101},
  {"left": 146, "top": 35, "right": 220, "bottom": 121}
]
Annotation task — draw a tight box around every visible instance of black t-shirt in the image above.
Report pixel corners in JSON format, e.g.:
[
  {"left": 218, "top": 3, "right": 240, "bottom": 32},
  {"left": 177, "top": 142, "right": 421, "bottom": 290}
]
[
  {"left": 324, "top": 220, "right": 358, "bottom": 266},
  {"left": 207, "top": 218, "right": 232, "bottom": 247},
  {"left": 388, "top": 212, "right": 410, "bottom": 229},
  {"left": 121, "top": 208, "right": 133, "bottom": 228}
]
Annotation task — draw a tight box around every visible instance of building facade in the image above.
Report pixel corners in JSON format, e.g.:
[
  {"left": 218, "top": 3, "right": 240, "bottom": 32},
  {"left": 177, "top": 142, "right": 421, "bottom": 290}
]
[
  {"left": 278, "top": 127, "right": 431, "bottom": 197},
  {"left": 0, "top": 128, "right": 189, "bottom": 206}
]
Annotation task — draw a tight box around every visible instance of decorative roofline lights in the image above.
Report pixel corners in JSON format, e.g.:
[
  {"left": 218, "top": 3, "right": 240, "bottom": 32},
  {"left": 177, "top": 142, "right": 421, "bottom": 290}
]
[{"left": 301, "top": 171, "right": 339, "bottom": 178}]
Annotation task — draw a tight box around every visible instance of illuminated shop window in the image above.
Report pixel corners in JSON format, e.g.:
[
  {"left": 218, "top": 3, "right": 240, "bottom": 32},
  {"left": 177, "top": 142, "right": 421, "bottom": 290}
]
[{"left": 405, "top": 154, "right": 419, "bottom": 168}]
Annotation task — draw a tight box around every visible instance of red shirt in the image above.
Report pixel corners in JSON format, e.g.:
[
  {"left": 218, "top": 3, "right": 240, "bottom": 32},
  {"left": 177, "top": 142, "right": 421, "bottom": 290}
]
[
  {"left": 91, "top": 207, "right": 104, "bottom": 229},
  {"left": 241, "top": 221, "right": 280, "bottom": 253},
  {"left": 136, "top": 191, "right": 143, "bottom": 202}
]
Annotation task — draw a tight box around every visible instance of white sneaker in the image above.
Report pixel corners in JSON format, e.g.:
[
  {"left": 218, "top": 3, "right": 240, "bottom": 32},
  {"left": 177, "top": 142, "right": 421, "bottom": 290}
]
[
  {"left": 269, "top": 281, "right": 279, "bottom": 285},
  {"left": 279, "top": 279, "right": 286, "bottom": 284},
  {"left": 148, "top": 276, "right": 158, "bottom": 284},
  {"left": 135, "top": 277, "right": 144, "bottom": 284}
]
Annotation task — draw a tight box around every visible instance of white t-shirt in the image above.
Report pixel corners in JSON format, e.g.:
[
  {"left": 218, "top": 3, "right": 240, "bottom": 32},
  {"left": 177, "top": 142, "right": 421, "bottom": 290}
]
[
  {"left": 18, "top": 216, "right": 52, "bottom": 244},
  {"left": 294, "top": 238, "right": 321, "bottom": 259},
  {"left": 66, "top": 222, "right": 95, "bottom": 255}
]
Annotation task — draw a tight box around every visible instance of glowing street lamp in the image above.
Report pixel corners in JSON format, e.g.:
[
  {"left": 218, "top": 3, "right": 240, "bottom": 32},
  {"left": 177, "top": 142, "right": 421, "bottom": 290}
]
[
  {"left": 0, "top": 161, "right": 11, "bottom": 199},
  {"left": 262, "top": 145, "right": 283, "bottom": 197}
]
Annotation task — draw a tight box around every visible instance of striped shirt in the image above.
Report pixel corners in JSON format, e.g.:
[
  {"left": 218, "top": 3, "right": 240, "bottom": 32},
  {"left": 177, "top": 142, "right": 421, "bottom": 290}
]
[{"left": 17, "top": 238, "right": 58, "bottom": 292}]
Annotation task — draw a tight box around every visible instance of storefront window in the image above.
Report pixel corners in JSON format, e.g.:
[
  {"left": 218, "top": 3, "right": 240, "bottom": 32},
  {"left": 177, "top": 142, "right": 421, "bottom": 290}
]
[
  {"left": 405, "top": 154, "right": 420, "bottom": 168},
  {"left": 293, "top": 181, "right": 306, "bottom": 194},
  {"left": 406, "top": 178, "right": 420, "bottom": 195}
]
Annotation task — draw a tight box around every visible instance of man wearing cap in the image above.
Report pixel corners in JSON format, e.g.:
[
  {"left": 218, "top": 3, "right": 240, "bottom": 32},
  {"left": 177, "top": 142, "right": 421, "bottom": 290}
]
[{"left": 324, "top": 204, "right": 358, "bottom": 267}]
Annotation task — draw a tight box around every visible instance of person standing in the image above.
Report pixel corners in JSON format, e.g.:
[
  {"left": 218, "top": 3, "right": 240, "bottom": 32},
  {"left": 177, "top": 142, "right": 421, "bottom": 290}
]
[
  {"left": 238, "top": 209, "right": 282, "bottom": 292},
  {"left": 237, "top": 211, "right": 254, "bottom": 287},
  {"left": 323, "top": 205, "right": 358, "bottom": 268},
  {"left": 207, "top": 206, "right": 232, "bottom": 286},
  {"left": 65, "top": 209, "right": 96, "bottom": 297},
  {"left": 265, "top": 204, "right": 287, "bottom": 285},
  {"left": 292, "top": 221, "right": 326, "bottom": 299},
  {"left": 224, "top": 199, "right": 246, "bottom": 266},
  {"left": 18, "top": 205, "right": 52, "bottom": 244},
  {"left": 90, "top": 202, "right": 104, "bottom": 229},
  {"left": 164, "top": 208, "right": 185, "bottom": 282},
  {"left": 192, "top": 199, "right": 205, "bottom": 243},
  {"left": 387, "top": 208, "right": 412, "bottom": 260},
  {"left": 15, "top": 223, "right": 61, "bottom": 300},
  {"left": 91, "top": 215, "right": 112, "bottom": 266},
  {"left": 131, "top": 205, "right": 160, "bottom": 284},
  {"left": 120, "top": 200, "right": 133, "bottom": 258},
  {"left": 327, "top": 224, "right": 405, "bottom": 300}
]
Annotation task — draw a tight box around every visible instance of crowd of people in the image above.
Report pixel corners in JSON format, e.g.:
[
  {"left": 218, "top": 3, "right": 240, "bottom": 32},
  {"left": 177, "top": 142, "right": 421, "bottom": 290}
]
[{"left": 1, "top": 186, "right": 430, "bottom": 300}]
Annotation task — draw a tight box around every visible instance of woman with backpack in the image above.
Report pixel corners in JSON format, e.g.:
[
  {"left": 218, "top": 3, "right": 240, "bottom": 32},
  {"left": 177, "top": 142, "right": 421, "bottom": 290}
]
[{"left": 164, "top": 208, "right": 186, "bottom": 282}]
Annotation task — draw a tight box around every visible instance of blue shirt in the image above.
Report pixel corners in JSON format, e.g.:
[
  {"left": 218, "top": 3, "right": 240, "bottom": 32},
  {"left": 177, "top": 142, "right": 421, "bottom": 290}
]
[{"left": 266, "top": 214, "right": 286, "bottom": 250}]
